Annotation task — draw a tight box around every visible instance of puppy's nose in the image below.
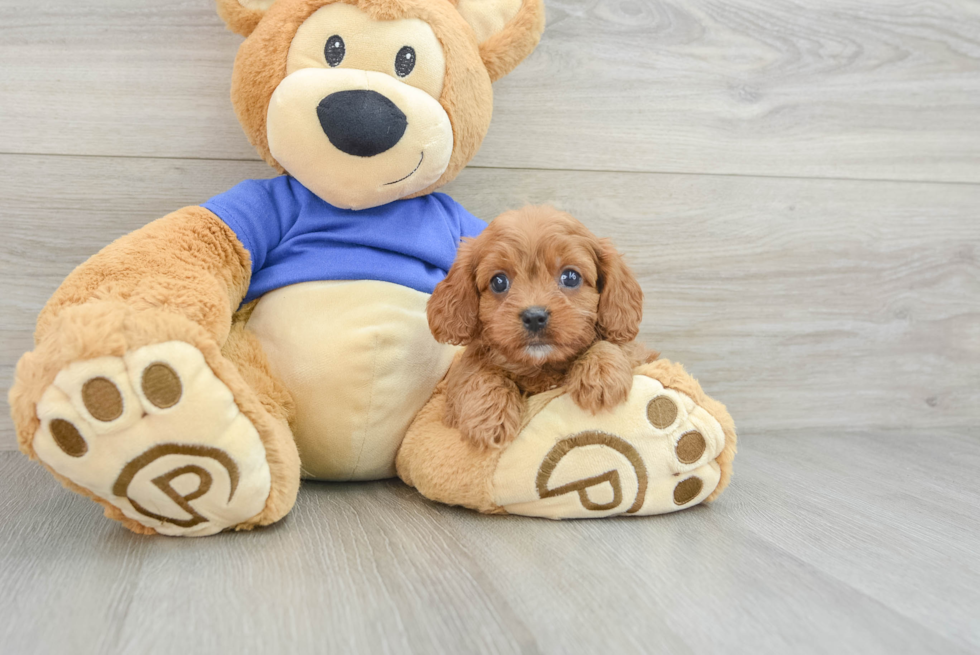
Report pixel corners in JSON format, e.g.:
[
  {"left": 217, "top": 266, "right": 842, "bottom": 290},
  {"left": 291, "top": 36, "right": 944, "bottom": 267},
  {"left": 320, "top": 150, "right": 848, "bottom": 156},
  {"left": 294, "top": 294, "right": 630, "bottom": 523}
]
[
  {"left": 316, "top": 90, "right": 407, "bottom": 157},
  {"left": 521, "top": 307, "right": 550, "bottom": 333}
]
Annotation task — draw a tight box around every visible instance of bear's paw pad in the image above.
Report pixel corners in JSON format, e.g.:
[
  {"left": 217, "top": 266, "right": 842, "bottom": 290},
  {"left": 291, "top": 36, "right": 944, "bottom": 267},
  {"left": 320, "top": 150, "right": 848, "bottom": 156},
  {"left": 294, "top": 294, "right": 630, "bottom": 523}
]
[
  {"left": 33, "top": 342, "right": 271, "bottom": 536},
  {"left": 492, "top": 375, "right": 725, "bottom": 518}
]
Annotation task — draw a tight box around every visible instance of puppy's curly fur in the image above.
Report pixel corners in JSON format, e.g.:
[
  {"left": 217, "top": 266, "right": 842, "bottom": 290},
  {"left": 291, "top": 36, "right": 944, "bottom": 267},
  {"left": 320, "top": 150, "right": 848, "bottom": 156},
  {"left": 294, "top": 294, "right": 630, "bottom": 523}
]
[{"left": 427, "top": 206, "right": 657, "bottom": 449}]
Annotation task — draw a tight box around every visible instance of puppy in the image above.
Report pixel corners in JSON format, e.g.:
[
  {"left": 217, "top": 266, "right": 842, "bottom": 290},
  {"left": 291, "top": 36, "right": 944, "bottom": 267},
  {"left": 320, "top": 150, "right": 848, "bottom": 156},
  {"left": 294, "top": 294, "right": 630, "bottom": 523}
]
[{"left": 427, "top": 206, "right": 657, "bottom": 449}]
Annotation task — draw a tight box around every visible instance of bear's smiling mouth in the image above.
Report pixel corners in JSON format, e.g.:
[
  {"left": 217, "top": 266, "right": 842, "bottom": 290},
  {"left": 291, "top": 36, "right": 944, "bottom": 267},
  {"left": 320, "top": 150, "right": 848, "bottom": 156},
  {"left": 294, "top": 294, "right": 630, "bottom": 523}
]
[{"left": 383, "top": 151, "right": 424, "bottom": 186}]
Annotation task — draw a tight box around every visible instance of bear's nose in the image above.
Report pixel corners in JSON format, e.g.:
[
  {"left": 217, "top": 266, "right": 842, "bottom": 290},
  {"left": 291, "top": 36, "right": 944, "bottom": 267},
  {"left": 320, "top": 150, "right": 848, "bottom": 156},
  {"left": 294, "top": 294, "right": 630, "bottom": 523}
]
[
  {"left": 521, "top": 307, "right": 550, "bottom": 333},
  {"left": 316, "top": 90, "right": 408, "bottom": 157}
]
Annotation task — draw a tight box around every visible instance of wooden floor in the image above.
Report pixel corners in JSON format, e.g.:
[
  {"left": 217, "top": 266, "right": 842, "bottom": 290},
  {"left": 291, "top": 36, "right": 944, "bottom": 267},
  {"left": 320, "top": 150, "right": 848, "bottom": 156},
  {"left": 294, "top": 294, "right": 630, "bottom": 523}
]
[
  {"left": 3, "top": 427, "right": 980, "bottom": 654},
  {"left": 1, "top": 0, "right": 978, "bottom": 653}
]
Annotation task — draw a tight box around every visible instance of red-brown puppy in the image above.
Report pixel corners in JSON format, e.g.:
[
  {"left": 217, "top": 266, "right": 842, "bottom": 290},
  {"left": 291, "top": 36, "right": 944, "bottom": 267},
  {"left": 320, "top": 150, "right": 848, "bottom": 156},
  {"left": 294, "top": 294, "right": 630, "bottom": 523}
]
[{"left": 427, "top": 206, "right": 657, "bottom": 449}]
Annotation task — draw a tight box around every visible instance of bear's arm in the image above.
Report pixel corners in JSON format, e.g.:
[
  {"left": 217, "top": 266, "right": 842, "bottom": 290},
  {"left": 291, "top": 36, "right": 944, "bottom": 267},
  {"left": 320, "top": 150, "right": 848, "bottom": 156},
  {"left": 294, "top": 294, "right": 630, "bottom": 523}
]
[{"left": 35, "top": 205, "right": 251, "bottom": 347}]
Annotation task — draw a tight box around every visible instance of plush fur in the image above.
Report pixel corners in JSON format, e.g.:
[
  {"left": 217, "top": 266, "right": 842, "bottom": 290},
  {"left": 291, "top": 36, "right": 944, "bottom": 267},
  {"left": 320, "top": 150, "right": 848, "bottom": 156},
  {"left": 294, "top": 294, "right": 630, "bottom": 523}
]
[
  {"left": 9, "top": 0, "right": 737, "bottom": 533},
  {"left": 216, "top": 0, "right": 268, "bottom": 37},
  {"left": 396, "top": 356, "right": 737, "bottom": 513},
  {"left": 228, "top": 0, "right": 543, "bottom": 195},
  {"left": 8, "top": 0, "right": 546, "bottom": 534},
  {"left": 469, "top": 0, "right": 546, "bottom": 82},
  {"left": 11, "top": 299, "right": 302, "bottom": 534},
  {"left": 636, "top": 359, "right": 738, "bottom": 501},
  {"left": 427, "top": 206, "right": 658, "bottom": 448}
]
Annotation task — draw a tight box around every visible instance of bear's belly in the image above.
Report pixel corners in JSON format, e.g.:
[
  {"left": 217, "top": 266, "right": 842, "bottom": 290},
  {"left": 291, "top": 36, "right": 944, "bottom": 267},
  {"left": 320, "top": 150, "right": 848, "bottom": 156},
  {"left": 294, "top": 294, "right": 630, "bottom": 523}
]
[{"left": 245, "top": 280, "right": 457, "bottom": 481}]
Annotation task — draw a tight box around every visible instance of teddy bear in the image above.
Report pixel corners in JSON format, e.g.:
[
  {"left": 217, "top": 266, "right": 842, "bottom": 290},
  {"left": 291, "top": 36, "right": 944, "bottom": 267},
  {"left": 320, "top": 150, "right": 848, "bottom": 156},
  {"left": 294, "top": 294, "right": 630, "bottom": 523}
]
[{"left": 8, "top": 0, "right": 736, "bottom": 537}]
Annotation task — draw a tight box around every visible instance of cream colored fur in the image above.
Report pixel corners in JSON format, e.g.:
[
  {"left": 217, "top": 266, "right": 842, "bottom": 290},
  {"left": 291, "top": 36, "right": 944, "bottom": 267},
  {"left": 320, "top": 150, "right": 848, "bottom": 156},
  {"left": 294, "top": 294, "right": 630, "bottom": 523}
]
[
  {"left": 272, "top": 3, "right": 454, "bottom": 209},
  {"left": 397, "top": 357, "right": 736, "bottom": 516},
  {"left": 34, "top": 342, "right": 274, "bottom": 536},
  {"left": 245, "top": 281, "right": 459, "bottom": 480},
  {"left": 5, "top": 0, "right": 738, "bottom": 535},
  {"left": 456, "top": 0, "right": 523, "bottom": 44},
  {"left": 267, "top": 68, "right": 453, "bottom": 209}
]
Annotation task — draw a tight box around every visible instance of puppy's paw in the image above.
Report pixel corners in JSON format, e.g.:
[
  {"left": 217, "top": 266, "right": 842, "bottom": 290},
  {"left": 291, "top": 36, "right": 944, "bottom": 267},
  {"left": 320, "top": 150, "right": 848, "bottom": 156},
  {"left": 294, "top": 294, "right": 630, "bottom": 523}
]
[
  {"left": 448, "top": 388, "right": 522, "bottom": 450},
  {"left": 567, "top": 343, "right": 634, "bottom": 413},
  {"left": 460, "top": 421, "right": 518, "bottom": 450},
  {"left": 444, "top": 364, "right": 524, "bottom": 451},
  {"left": 568, "top": 373, "right": 632, "bottom": 414}
]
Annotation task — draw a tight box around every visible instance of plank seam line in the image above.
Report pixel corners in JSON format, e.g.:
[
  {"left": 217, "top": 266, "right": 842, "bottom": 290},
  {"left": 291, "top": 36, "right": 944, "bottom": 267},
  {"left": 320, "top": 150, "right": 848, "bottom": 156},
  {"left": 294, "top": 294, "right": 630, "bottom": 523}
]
[{"left": 1, "top": 151, "right": 979, "bottom": 188}]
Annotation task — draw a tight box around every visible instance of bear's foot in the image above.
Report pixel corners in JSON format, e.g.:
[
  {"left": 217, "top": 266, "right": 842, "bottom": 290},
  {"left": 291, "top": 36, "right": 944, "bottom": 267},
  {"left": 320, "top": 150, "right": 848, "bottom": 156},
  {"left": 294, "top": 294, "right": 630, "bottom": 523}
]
[
  {"left": 492, "top": 371, "right": 729, "bottom": 518},
  {"left": 32, "top": 341, "right": 274, "bottom": 536}
]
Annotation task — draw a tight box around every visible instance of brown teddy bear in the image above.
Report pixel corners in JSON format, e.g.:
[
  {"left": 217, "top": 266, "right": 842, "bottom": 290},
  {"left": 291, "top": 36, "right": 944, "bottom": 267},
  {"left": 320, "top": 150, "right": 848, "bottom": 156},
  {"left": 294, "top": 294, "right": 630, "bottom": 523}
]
[{"left": 9, "top": 0, "right": 736, "bottom": 536}]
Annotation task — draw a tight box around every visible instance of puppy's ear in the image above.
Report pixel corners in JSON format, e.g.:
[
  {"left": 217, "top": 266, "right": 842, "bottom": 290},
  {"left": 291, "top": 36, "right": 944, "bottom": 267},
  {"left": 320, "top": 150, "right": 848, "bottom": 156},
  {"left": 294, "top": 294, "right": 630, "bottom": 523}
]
[
  {"left": 216, "top": 0, "right": 274, "bottom": 37},
  {"left": 456, "top": 0, "right": 547, "bottom": 82},
  {"left": 595, "top": 238, "right": 644, "bottom": 344},
  {"left": 428, "top": 239, "right": 481, "bottom": 345}
]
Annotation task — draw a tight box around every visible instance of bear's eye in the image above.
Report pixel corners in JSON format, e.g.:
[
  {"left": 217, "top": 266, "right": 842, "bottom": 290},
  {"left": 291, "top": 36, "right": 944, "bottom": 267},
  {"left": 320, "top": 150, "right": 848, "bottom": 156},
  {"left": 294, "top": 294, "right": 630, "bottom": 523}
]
[
  {"left": 324, "top": 35, "right": 345, "bottom": 67},
  {"left": 395, "top": 46, "right": 416, "bottom": 77},
  {"left": 489, "top": 273, "right": 510, "bottom": 294},
  {"left": 559, "top": 269, "right": 582, "bottom": 289}
]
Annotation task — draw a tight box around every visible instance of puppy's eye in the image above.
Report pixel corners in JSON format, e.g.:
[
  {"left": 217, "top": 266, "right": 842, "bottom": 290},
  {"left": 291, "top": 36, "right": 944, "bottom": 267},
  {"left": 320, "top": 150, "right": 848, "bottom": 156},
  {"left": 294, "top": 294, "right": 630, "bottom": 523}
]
[
  {"left": 559, "top": 269, "right": 582, "bottom": 289},
  {"left": 324, "top": 35, "right": 345, "bottom": 67},
  {"left": 489, "top": 273, "right": 510, "bottom": 294},
  {"left": 395, "top": 46, "right": 416, "bottom": 77}
]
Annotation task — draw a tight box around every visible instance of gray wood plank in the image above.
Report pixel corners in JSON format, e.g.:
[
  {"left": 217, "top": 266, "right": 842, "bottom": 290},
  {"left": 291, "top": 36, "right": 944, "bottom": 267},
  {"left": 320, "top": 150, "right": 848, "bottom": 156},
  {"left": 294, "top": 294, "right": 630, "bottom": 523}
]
[
  {"left": 0, "top": 451, "right": 155, "bottom": 654},
  {"left": 1, "top": 0, "right": 979, "bottom": 182},
  {"left": 2, "top": 154, "right": 978, "bottom": 451},
  {"left": 3, "top": 1, "right": 978, "bottom": 653},
  {"left": 2, "top": 426, "right": 978, "bottom": 654},
  {"left": 0, "top": 451, "right": 533, "bottom": 655},
  {"left": 448, "top": 427, "right": 980, "bottom": 654},
  {"left": 729, "top": 428, "right": 980, "bottom": 646}
]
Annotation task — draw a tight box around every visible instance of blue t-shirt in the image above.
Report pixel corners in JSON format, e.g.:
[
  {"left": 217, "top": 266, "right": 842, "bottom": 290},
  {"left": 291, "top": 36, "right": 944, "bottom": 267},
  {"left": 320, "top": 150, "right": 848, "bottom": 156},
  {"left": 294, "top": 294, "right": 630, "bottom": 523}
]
[{"left": 202, "top": 176, "right": 486, "bottom": 303}]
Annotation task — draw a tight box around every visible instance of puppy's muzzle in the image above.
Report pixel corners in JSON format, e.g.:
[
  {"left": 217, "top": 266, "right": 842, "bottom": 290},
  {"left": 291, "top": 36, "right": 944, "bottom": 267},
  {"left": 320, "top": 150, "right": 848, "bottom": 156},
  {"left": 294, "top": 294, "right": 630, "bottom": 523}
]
[
  {"left": 521, "top": 306, "right": 550, "bottom": 334},
  {"left": 316, "top": 90, "right": 408, "bottom": 157}
]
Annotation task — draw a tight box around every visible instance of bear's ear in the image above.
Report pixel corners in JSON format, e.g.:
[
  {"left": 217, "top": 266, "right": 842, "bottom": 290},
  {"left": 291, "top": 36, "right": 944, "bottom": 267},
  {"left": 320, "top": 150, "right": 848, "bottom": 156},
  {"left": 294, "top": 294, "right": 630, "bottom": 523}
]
[
  {"left": 456, "top": 0, "right": 546, "bottom": 82},
  {"left": 216, "top": 0, "right": 276, "bottom": 37}
]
